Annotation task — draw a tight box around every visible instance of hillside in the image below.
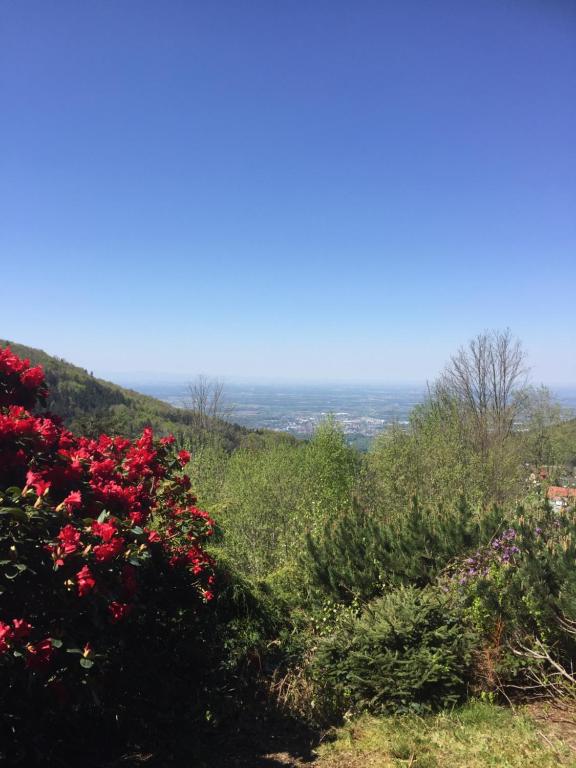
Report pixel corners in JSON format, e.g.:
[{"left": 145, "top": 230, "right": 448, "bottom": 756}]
[{"left": 0, "top": 339, "right": 270, "bottom": 451}]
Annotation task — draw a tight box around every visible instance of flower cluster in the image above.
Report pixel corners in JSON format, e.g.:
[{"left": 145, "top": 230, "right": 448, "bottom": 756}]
[
  {"left": 0, "top": 346, "right": 215, "bottom": 679},
  {"left": 453, "top": 528, "right": 521, "bottom": 587},
  {"left": 0, "top": 345, "right": 47, "bottom": 409}
]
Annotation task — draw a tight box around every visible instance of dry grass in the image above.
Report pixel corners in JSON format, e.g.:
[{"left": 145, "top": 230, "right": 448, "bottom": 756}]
[{"left": 314, "top": 701, "right": 576, "bottom": 768}]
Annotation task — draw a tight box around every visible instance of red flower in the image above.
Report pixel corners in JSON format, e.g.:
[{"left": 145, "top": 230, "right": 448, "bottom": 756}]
[
  {"left": 93, "top": 537, "right": 125, "bottom": 563},
  {"left": 63, "top": 490, "right": 82, "bottom": 513},
  {"left": 57, "top": 524, "right": 81, "bottom": 555},
  {"left": 25, "top": 470, "right": 51, "bottom": 497},
  {"left": 35, "top": 418, "right": 60, "bottom": 446},
  {"left": 147, "top": 529, "right": 161, "bottom": 543},
  {"left": 91, "top": 520, "right": 117, "bottom": 542},
  {"left": 89, "top": 458, "right": 116, "bottom": 479},
  {"left": 12, "top": 618, "right": 32, "bottom": 641},
  {"left": 108, "top": 601, "right": 131, "bottom": 622},
  {"left": 0, "top": 621, "right": 13, "bottom": 653},
  {"left": 20, "top": 365, "right": 45, "bottom": 389},
  {"left": 178, "top": 450, "right": 191, "bottom": 466},
  {"left": 76, "top": 565, "right": 96, "bottom": 597}
]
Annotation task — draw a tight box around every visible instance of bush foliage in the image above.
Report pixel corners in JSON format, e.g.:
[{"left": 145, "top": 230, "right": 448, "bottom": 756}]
[
  {"left": 0, "top": 346, "right": 218, "bottom": 762},
  {"left": 313, "top": 586, "right": 475, "bottom": 714}
]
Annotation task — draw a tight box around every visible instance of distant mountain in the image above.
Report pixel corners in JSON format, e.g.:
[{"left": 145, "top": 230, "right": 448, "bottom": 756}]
[{"left": 0, "top": 340, "right": 275, "bottom": 451}]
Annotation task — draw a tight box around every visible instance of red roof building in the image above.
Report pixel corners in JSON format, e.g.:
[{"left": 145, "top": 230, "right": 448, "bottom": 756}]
[{"left": 547, "top": 486, "right": 576, "bottom": 500}]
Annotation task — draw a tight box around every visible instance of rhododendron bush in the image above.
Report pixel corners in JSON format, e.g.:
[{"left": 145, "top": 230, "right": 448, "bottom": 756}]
[{"left": 0, "top": 346, "right": 217, "bottom": 758}]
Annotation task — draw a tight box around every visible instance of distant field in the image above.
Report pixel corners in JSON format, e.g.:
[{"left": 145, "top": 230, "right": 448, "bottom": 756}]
[
  {"left": 128, "top": 381, "right": 576, "bottom": 443},
  {"left": 125, "top": 382, "right": 426, "bottom": 441}
]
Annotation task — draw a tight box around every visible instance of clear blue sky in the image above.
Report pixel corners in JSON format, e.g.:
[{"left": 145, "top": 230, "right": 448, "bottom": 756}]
[{"left": 1, "top": 1, "right": 575, "bottom": 384}]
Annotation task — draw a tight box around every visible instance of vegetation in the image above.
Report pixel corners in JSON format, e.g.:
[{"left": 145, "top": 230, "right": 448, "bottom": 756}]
[
  {"left": 2, "top": 334, "right": 576, "bottom": 766},
  {"left": 0, "top": 339, "right": 280, "bottom": 451},
  {"left": 316, "top": 701, "right": 576, "bottom": 767},
  {"left": 314, "top": 585, "right": 475, "bottom": 714}
]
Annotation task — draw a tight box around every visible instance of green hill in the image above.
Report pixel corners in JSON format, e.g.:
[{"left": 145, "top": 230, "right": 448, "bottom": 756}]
[{"left": 0, "top": 339, "right": 270, "bottom": 451}]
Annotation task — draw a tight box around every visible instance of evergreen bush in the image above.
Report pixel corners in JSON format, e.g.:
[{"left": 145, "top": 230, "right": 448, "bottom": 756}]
[
  {"left": 305, "top": 496, "right": 502, "bottom": 603},
  {"left": 313, "top": 585, "right": 475, "bottom": 715}
]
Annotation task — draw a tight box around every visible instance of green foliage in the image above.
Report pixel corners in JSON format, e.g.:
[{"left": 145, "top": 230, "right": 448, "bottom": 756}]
[
  {"left": 205, "top": 551, "right": 290, "bottom": 676},
  {"left": 456, "top": 500, "right": 576, "bottom": 681},
  {"left": 313, "top": 586, "right": 475, "bottom": 714},
  {"left": 305, "top": 496, "right": 502, "bottom": 603},
  {"left": 194, "top": 418, "right": 358, "bottom": 578},
  {"left": 364, "top": 391, "right": 532, "bottom": 514},
  {"left": 0, "top": 339, "right": 260, "bottom": 450}
]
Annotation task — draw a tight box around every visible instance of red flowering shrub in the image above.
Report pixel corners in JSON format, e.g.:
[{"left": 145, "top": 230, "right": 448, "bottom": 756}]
[{"left": 0, "top": 347, "right": 217, "bottom": 759}]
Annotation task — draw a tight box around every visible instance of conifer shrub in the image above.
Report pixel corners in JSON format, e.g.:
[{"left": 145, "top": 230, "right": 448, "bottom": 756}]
[
  {"left": 305, "top": 497, "right": 502, "bottom": 604},
  {"left": 312, "top": 585, "right": 475, "bottom": 715}
]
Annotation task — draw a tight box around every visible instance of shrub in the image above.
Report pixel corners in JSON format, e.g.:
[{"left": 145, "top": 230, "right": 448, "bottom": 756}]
[
  {"left": 0, "top": 346, "right": 217, "bottom": 762},
  {"left": 452, "top": 500, "right": 576, "bottom": 685},
  {"left": 313, "top": 585, "right": 475, "bottom": 715},
  {"left": 305, "top": 496, "right": 503, "bottom": 603}
]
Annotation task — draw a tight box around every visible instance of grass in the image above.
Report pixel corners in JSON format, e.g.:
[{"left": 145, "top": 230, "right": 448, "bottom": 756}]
[{"left": 315, "top": 701, "right": 576, "bottom": 768}]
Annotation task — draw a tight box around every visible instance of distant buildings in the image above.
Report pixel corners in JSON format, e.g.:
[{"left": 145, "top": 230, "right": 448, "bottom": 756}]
[{"left": 547, "top": 485, "right": 576, "bottom": 508}]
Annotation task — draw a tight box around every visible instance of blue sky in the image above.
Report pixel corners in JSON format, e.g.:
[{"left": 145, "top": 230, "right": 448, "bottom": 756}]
[{"left": 1, "top": 1, "right": 575, "bottom": 383}]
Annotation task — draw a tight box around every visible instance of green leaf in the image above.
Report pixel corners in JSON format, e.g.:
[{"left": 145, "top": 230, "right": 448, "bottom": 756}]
[
  {"left": 0, "top": 507, "right": 27, "bottom": 522},
  {"left": 51, "top": 638, "right": 63, "bottom": 649},
  {"left": 80, "top": 658, "right": 94, "bottom": 669},
  {"left": 5, "top": 569, "right": 24, "bottom": 579}
]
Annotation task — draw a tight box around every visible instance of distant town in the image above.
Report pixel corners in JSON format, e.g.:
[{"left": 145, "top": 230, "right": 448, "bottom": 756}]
[
  {"left": 128, "top": 381, "right": 576, "bottom": 445},
  {"left": 130, "top": 382, "right": 426, "bottom": 442}
]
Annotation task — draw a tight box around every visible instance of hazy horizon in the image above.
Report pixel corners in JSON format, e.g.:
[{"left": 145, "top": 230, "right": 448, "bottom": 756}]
[
  {"left": 4, "top": 334, "right": 576, "bottom": 388},
  {"left": 105, "top": 371, "right": 576, "bottom": 390}
]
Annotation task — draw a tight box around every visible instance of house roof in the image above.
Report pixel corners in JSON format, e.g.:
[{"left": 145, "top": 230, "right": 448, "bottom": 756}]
[{"left": 547, "top": 486, "right": 576, "bottom": 499}]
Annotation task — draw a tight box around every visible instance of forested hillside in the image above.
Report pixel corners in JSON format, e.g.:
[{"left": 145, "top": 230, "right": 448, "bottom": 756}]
[{"left": 0, "top": 340, "right": 281, "bottom": 452}]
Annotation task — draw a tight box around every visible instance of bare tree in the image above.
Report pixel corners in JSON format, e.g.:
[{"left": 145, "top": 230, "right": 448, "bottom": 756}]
[
  {"left": 182, "top": 375, "right": 234, "bottom": 444},
  {"left": 436, "top": 329, "right": 528, "bottom": 456}
]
